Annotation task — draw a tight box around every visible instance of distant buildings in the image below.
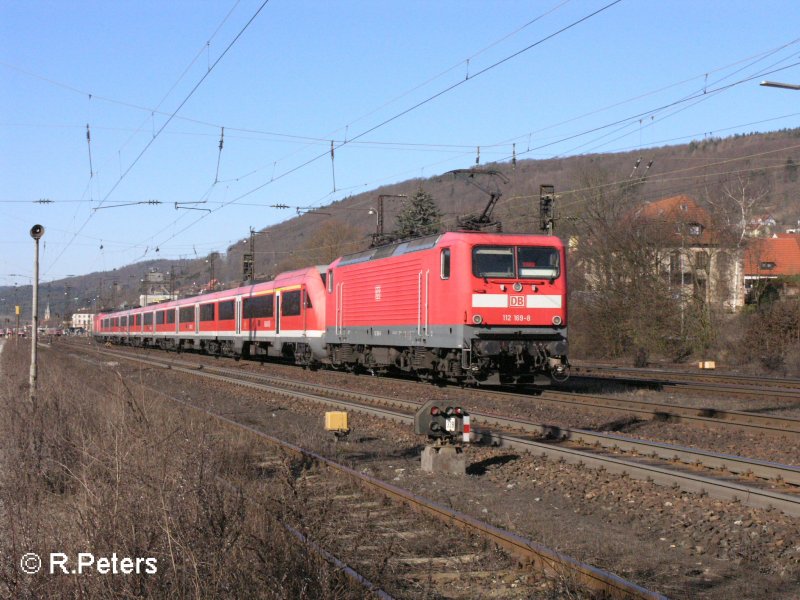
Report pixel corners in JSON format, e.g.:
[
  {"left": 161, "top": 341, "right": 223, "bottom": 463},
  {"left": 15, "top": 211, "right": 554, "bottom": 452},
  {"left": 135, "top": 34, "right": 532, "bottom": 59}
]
[
  {"left": 632, "top": 194, "right": 741, "bottom": 309},
  {"left": 636, "top": 195, "right": 800, "bottom": 308},
  {"left": 71, "top": 312, "right": 94, "bottom": 332},
  {"left": 576, "top": 194, "right": 799, "bottom": 312}
]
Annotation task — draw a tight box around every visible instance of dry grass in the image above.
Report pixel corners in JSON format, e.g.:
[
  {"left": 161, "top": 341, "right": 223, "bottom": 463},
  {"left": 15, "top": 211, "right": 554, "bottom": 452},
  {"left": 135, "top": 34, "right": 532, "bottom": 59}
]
[{"left": 0, "top": 342, "right": 368, "bottom": 599}]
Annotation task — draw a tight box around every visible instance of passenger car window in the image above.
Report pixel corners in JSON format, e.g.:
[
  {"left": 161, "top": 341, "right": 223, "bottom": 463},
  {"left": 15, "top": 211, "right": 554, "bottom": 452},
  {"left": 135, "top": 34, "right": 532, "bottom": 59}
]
[
  {"left": 281, "top": 290, "right": 301, "bottom": 316},
  {"left": 243, "top": 295, "right": 273, "bottom": 319}
]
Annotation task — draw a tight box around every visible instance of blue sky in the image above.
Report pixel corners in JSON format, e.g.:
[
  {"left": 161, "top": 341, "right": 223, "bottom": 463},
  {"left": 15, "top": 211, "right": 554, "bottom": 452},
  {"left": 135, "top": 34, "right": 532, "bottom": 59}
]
[{"left": 2, "top": 0, "right": 799, "bottom": 286}]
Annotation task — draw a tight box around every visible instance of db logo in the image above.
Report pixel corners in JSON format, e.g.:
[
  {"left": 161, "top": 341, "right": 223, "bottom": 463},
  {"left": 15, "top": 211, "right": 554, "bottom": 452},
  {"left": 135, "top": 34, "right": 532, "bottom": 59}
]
[{"left": 509, "top": 295, "right": 525, "bottom": 307}]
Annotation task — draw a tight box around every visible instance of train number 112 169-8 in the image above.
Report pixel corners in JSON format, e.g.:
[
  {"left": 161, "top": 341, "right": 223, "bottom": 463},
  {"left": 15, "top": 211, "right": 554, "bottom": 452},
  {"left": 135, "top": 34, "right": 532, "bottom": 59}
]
[{"left": 502, "top": 314, "right": 532, "bottom": 322}]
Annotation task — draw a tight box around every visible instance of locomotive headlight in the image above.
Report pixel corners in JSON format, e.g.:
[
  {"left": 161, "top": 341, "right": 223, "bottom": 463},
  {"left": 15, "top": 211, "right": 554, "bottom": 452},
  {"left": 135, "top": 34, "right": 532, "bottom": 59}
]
[
  {"left": 472, "top": 314, "right": 483, "bottom": 325},
  {"left": 552, "top": 316, "right": 562, "bottom": 326},
  {"left": 513, "top": 282, "right": 523, "bottom": 292}
]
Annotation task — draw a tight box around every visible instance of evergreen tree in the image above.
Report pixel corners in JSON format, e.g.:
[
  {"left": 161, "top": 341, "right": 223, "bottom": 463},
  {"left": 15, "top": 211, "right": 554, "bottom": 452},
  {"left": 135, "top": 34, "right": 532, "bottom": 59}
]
[{"left": 393, "top": 188, "right": 442, "bottom": 240}]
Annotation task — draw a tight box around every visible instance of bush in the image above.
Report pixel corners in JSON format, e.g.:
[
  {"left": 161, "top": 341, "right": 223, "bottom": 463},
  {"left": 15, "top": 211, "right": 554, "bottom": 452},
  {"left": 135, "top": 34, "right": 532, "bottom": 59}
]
[
  {"left": 743, "top": 298, "right": 800, "bottom": 375},
  {"left": 0, "top": 343, "right": 364, "bottom": 599}
]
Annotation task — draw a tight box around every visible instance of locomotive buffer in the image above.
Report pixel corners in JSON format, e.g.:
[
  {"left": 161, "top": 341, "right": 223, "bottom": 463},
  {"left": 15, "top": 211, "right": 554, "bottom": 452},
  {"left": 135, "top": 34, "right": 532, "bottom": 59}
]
[{"left": 414, "top": 399, "right": 471, "bottom": 475}]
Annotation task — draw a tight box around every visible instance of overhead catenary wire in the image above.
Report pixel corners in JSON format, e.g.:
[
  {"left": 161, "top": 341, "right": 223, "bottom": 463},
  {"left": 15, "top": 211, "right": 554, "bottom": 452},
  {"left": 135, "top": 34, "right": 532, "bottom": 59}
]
[
  {"left": 4, "top": 31, "right": 796, "bottom": 175},
  {"left": 8, "top": 8, "right": 798, "bottom": 280},
  {"left": 42, "top": 0, "right": 271, "bottom": 279},
  {"left": 148, "top": 33, "right": 800, "bottom": 259},
  {"left": 144, "top": 0, "right": 625, "bottom": 252},
  {"left": 0, "top": 139, "right": 793, "bottom": 289},
  {"left": 96, "top": 0, "right": 271, "bottom": 211}
]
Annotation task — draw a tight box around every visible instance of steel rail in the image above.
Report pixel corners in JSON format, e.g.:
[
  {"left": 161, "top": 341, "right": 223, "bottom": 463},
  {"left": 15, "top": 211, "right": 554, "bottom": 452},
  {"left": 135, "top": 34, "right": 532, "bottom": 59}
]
[
  {"left": 529, "top": 389, "right": 800, "bottom": 435},
  {"left": 468, "top": 411, "right": 800, "bottom": 488},
  {"left": 87, "top": 347, "right": 800, "bottom": 518},
  {"left": 103, "top": 346, "right": 800, "bottom": 435},
  {"left": 87, "top": 347, "right": 800, "bottom": 488},
  {"left": 571, "top": 363, "right": 800, "bottom": 390},
  {"left": 85, "top": 348, "right": 666, "bottom": 599},
  {"left": 474, "top": 430, "right": 800, "bottom": 518},
  {"left": 656, "top": 382, "right": 800, "bottom": 402},
  {"left": 222, "top": 369, "right": 800, "bottom": 488},
  {"left": 76, "top": 341, "right": 800, "bottom": 434}
]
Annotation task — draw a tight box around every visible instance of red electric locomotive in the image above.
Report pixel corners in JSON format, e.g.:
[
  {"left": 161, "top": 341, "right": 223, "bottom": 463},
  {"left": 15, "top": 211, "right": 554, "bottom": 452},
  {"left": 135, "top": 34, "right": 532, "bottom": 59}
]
[{"left": 324, "top": 231, "right": 568, "bottom": 384}]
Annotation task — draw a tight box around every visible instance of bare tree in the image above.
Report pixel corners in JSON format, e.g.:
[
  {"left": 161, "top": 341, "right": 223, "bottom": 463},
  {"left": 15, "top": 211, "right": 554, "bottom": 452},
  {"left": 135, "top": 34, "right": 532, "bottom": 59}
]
[
  {"left": 566, "top": 166, "right": 684, "bottom": 363},
  {"left": 703, "top": 171, "right": 771, "bottom": 309},
  {"left": 304, "top": 219, "right": 365, "bottom": 266}
]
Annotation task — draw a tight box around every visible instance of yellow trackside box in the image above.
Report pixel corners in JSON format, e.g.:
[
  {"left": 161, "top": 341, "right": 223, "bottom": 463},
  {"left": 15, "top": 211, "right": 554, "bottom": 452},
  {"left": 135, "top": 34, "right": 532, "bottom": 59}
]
[
  {"left": 325, "top": 411, "right": 348, "bottom": 431},
  {"left": 698, "top": 361, "right": 716, "bottom": 369}
]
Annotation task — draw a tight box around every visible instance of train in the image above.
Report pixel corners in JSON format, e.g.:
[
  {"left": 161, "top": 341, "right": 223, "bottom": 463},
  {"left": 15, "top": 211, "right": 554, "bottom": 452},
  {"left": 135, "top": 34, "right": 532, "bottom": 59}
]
[{"left": 94, "top": 231, "right": 569, "bottom": 385}]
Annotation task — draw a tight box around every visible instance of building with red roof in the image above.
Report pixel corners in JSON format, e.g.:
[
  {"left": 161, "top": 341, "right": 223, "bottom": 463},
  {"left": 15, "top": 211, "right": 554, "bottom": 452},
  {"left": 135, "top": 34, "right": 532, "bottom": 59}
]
[
  {"left": 632, "top": 194, "right": 741, "bottom": 309},
  {"left": 743, "top": 234, "right": 800, "bottom": 302},
  {"left": 634, "top": 194, "right": 717, "bottom": 246}
]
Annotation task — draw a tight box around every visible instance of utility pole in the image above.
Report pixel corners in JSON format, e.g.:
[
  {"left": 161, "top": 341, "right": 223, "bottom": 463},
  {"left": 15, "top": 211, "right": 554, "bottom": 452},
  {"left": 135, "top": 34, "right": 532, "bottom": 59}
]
[
  {"left": 169, "top": 266, "right": 177, "bottom": 299},
  {"left": 243, "top": 227, "right": 255, "bottom": 282},
  {"left": 539, "top": 185, "right": 555, "bottom": 234},
  {"left": 371, "top": 194, "right": 406, "bottom": 246},
  {"left": 29, "top": 224, "right": 45, "bottom": 403},
  {"left": 206, "top": 252, "right": 219, "bottom": 289}
]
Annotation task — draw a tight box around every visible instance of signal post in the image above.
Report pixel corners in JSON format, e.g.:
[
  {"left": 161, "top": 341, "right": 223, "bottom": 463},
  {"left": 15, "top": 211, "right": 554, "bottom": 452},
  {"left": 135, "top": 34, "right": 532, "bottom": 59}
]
[
  {"left": 414, "top": 399, "right": 471, "bottom": 475},
  {"left": 29, "top": 224, "right": 44, "bottom": 403}
]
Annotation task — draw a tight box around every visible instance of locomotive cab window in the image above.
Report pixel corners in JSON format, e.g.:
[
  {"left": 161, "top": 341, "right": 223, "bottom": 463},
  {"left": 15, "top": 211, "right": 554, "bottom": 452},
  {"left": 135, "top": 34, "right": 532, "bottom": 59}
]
[
  {"left": 440, "top": 248, "right": 451, "bottom": 279},
  {"left": 518, "top": 246, "right": 559, "bottom": 279},
  {"left": 281, "top": 290, "right": 301, "bottom": 316},
  {"left": 473, "top": 245, "right": 560, "bottom": 279},
  {"left": 473, "top": 246, "right": 514, "bottom": 278}
]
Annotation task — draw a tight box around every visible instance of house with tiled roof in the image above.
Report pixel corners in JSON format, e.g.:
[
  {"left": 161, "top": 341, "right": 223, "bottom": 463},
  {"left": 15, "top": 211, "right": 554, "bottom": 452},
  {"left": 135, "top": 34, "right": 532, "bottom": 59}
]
[
  {"left": 633, "top": 195, "right": 740, "bottom": 309},
  {"left": 743, "top": 233, "right": 800, "bottom": 302},
  {"left": 635, "top": 194, "right": 716, "bottom": 246}
]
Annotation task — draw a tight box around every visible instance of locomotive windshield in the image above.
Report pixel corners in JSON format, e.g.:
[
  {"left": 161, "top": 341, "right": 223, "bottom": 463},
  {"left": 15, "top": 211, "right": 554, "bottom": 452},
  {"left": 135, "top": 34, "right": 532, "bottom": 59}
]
[
  {"left": 472, "top": 246, "right": 559, "bottom": 279},
  {"left": 517, "top": 246, "right": 559, "bottom": 279}
]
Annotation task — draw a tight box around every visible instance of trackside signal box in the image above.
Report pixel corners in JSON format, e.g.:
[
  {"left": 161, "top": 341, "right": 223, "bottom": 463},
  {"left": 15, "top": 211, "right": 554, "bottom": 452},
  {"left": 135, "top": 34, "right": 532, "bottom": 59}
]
[
  {"left": 414, "top": 400, "right": 471, "bottom": 444},
  {"left": 324, "top": 411, "right": 350, "bottom": 440}
]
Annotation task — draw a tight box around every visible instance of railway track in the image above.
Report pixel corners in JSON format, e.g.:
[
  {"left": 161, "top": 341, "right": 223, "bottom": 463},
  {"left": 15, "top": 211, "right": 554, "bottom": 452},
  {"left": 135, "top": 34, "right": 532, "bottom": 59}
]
[
  {"left": 81, "top": 345, "right": 800, "bottom": 518},
  {"left": 81, "top": 340, "right": 800, "bottom": 436},
  {"left": 571, "top": 362, "right": 800, "bottom": 398},
  {"left": 70, "top": 344, "right": 667, "bottom": 599},
  {"left": 525, "top": 388, "right": 800, "bottom": 435}
]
